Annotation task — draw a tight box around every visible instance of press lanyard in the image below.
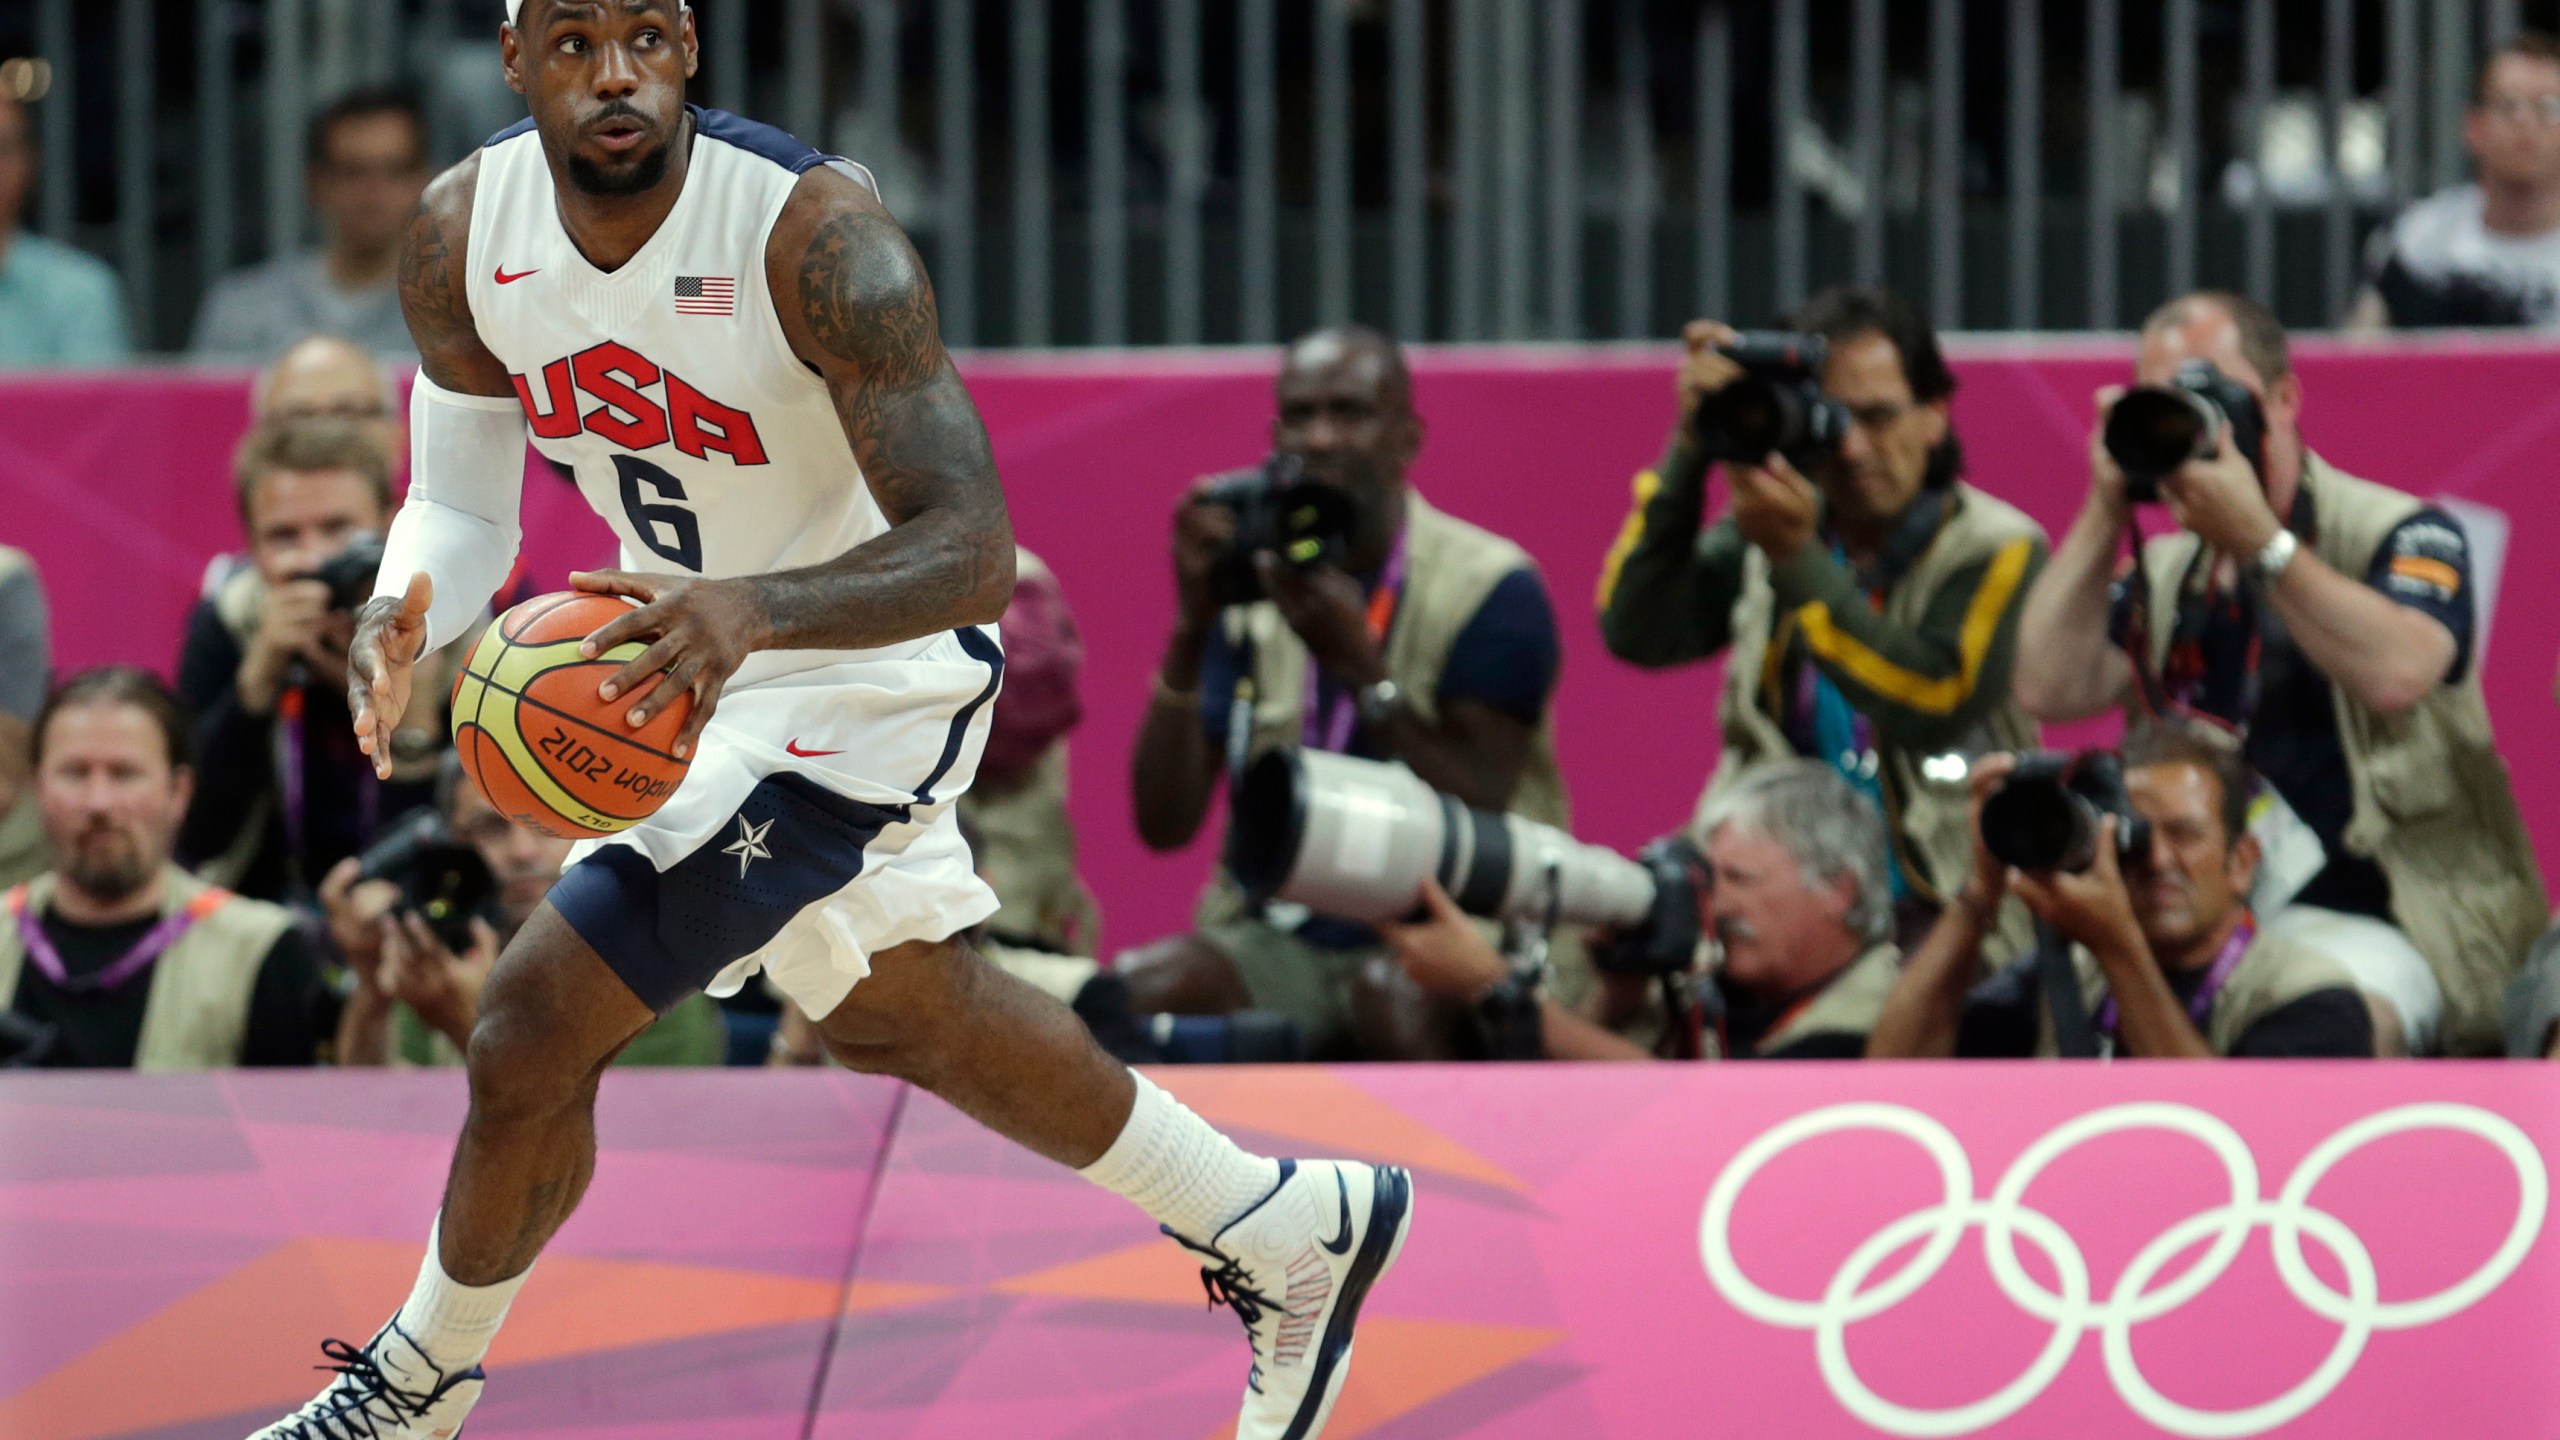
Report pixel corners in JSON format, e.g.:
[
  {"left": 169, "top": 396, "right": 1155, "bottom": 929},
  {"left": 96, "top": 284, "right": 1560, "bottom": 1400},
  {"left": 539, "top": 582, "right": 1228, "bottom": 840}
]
[
  {"left": 14, "top": 894, "right": 212, "bottom": 994},
  {"left": 277, "top": 684, "right": 378, "bottom": 893},
  {"left": 1301, "top": 526, "right": 1408, "bottom": 754},
  {"left": 2095, "top": 914, "right": 2256, "bottom": 1050}
]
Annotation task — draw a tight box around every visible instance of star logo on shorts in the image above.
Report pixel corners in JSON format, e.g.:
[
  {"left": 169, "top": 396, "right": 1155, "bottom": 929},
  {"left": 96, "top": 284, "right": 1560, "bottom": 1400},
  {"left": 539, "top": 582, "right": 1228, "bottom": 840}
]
[{"left": 722, "top": 815, "right": 776, "bottom": 877}]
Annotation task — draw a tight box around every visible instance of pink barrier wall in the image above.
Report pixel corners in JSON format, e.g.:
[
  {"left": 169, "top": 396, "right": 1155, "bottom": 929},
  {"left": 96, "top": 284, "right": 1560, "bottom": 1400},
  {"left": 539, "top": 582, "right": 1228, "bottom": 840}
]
[
  {"left": 7, "top": 1064, "right": 2556, "bottom": 1437},
  {"left": 4, "top": 338, "right": 2557, "bottom": 950}
]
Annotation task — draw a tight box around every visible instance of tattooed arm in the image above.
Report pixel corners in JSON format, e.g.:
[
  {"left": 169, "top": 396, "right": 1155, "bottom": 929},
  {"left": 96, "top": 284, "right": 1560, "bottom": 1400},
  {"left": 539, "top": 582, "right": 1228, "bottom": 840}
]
[
  {"left": 401, "top": 156, "right": 514, "bottom": 397},
  {"left": 577, "top": 169, "right": 1015, "bottom": 756}
]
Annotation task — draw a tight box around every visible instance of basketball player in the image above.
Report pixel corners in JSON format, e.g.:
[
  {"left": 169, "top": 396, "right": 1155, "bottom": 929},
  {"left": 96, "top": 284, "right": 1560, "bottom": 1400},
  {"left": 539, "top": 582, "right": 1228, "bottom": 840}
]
[{"left": 247, "top": 4, "right": 1409, "bottom": 1437}]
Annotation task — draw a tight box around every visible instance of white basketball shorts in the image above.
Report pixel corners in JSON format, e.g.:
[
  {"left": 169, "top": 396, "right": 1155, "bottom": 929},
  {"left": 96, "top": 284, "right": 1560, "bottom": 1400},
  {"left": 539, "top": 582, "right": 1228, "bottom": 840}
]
[{"left": 547, "top": 624, "right": 1004, "bottom": 1021}]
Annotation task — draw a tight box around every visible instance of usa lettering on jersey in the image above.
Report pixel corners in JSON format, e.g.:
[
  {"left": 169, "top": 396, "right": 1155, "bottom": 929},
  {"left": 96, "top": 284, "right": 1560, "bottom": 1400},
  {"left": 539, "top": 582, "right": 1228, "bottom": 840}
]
[{"left": 513, "top": 340, "right": 772, "bottom": 466}]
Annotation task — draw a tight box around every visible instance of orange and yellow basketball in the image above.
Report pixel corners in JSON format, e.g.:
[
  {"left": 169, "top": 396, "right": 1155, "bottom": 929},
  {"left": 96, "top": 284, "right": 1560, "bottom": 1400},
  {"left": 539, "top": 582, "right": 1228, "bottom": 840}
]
[{"left": 450, "top": 592, "right": 694, "bottom": 839}]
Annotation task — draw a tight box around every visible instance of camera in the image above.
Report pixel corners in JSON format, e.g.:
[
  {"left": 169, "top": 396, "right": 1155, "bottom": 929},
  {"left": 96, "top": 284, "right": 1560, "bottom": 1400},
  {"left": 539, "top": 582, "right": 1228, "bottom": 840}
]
[
  {"left": 1692, "top": 332, "right": 1853, "bottom": 471},
  {"left": 354, "top": 807, "right": 497, "bottom": 954},
  {"left": 1195, "top": 454, "right": 1359, "bottom": 607},
  {"left": 1977, "top": 750, "right": 2153, "bottom": 874},
  {"left": 304, "top": 533, "right": 387, "bottom": 613},
  {"left": 1226, "top": 748, "right": 1698, "bottom": 973},
  {"left": 2102, "top": 359, "right": 2267, "bottom": 503}
]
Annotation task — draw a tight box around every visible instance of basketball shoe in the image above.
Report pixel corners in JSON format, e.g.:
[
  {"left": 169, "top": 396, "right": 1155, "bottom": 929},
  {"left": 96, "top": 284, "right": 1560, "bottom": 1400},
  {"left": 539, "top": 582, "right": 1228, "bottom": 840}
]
[
  {"left": 244, "top": 1320, "right": 484, "bottom": 1440},
  {"left": 1169, "top": 1158, "right": 1415, "bottom": 1440}
]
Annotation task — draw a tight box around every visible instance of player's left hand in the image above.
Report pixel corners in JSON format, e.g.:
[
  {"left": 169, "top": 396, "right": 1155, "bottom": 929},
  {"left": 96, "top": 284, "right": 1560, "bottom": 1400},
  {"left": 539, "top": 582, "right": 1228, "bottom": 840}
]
[
  {"left": 572, "top": 570, "right": 770, "bottom": 760},
  {"left": 1255, "top": 551, "right": 1386, "bottom": 687}
]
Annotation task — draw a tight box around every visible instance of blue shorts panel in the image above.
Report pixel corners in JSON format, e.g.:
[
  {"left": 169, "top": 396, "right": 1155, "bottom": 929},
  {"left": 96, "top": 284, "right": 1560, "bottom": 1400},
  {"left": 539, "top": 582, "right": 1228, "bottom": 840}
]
[{"left": 551, "top": 772, "right": 912, "bottom": 1013}]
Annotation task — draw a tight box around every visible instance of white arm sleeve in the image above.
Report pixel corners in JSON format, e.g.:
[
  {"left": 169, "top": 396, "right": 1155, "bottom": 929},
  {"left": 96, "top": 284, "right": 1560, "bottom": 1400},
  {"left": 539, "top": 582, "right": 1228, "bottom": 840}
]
[{"left": 375, "top": 373, "right": 531, "bottom": 652}]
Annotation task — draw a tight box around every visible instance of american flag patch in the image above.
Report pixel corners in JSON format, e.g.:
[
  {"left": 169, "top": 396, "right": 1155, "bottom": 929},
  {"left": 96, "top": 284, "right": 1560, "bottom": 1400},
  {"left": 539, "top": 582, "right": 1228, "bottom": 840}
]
[{"left": 674, "top": 276, "right": 737, "bottom": 316}]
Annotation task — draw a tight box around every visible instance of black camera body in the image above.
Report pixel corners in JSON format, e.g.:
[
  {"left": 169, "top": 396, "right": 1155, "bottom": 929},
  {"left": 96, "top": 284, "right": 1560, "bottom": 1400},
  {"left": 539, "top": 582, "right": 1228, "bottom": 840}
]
[
  {"left": 1195, "top": 454, "right": 1360, "bottom": 607},
  {"left": 355, "top": 807, "right": 497, "bottom": 954},
  {"left": 2102, "top": 360, "right": 2268, "bottom": 503},
  {"left": 1590, "top": 835, "right": 1709, "bottom": 976},
  {"left": 1978, "top": 750, "right": 2153, "bottom": 874},
  {"left": 305, "top": 533, "right": 388, "bottom": 614},
  {"left": 1693, "top": 331, "right": 1853, "bottom": 472}
]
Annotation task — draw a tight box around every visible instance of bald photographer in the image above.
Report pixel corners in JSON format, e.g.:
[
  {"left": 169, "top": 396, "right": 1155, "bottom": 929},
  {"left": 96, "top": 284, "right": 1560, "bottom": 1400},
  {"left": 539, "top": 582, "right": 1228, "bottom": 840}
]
[
  {"left": 1600, "top": 287, "right": 2047, "bottom": 940},
  {"left": 2013, "top": 290, "right": 2544, "bottom": 1056}
]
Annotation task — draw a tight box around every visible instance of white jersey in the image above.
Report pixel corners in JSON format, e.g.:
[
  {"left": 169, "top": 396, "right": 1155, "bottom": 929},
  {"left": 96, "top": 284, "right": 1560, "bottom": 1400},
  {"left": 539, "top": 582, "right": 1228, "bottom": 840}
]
[{"left": 467, "top": 105, "right": 900, "bottom": 689}]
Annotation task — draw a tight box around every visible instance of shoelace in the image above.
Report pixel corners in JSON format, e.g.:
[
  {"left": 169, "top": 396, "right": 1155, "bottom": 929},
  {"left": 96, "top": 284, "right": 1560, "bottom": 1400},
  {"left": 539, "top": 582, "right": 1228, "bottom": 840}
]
[
  {"left": 272, "top": 1338, "right": 444, "bottom": 1440},
  {"left": 1166, "top": 1228, "right": 1284, "bottom": 1395}
]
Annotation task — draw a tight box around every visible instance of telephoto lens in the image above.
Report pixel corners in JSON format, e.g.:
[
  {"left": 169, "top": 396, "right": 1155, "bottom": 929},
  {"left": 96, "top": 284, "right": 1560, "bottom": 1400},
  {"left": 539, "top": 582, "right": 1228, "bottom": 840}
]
[
  {"left": 1976, "top": 751, "right": 2151, "bottom": 874},
  {"left": 2100, "top": 359, "right": 2267, "bottom": 502}
]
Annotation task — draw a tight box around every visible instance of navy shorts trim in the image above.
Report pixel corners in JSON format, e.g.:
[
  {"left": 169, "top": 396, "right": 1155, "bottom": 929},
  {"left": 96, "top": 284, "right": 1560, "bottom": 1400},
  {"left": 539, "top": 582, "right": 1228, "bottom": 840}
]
[
  {"left": 552, "top": 773, "right": 911, "bottom": 1013},
  {"left": 912, "top": 625, "right": 1005, "bottom": 806}
]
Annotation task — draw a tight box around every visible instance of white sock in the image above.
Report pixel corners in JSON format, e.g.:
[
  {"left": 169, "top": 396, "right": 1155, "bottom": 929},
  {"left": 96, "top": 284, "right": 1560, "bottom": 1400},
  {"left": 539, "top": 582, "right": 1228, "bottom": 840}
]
[
  {"left": 389, "top": 1215, "right": 531, "bottom": 1375},
  {"left": 1079, "top": 1072, "right": 1283, "bottom": 1242}
]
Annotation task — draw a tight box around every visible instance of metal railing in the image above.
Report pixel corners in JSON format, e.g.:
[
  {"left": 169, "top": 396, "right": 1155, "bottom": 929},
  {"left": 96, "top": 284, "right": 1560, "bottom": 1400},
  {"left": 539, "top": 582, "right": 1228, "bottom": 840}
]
[{"left": 10, "top": 0, "right": 2552, "bottom": 353}]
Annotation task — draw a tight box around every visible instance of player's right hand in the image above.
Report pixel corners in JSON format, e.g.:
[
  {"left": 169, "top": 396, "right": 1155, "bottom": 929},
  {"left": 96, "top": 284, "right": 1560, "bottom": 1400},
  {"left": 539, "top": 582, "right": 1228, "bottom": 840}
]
[
  {"left": 1172, "top": 476, "right": 1239, "bottom": 629},
  {"left": 349, "top": 571, "right": 433, "bottom": 780}
]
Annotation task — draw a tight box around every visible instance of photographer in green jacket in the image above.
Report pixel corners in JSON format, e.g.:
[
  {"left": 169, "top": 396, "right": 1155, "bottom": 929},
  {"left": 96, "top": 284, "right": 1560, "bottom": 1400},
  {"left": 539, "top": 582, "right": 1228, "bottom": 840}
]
[{"left": 1600, "top": 288, "right": 2047, "bottom": 937}]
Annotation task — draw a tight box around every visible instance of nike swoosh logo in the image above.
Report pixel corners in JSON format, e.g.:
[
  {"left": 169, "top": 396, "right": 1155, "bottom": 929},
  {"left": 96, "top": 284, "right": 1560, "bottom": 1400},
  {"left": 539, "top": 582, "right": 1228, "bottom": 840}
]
[
  {"left": 1318, "top": 1169, "right": 1355, "bottom": 1256},
  {"left": 786, "top": 739, "right": 845, "bottom": 758},
  {"left": 494, "top": 266, "right": 540, "bottom": 284}
]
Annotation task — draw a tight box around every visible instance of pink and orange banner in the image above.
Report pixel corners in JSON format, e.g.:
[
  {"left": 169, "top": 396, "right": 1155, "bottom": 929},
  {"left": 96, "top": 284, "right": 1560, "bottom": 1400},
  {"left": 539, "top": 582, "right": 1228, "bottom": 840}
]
[{"left": 3, "top": 1064, "right": 2554, "bottom": 1438}]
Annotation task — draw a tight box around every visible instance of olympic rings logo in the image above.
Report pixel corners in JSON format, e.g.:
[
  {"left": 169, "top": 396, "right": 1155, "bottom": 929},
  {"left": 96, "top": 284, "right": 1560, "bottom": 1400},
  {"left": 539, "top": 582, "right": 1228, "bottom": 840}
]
[{"left": 1698, "top": 1102, "right": 2548, "bottom": 1437}]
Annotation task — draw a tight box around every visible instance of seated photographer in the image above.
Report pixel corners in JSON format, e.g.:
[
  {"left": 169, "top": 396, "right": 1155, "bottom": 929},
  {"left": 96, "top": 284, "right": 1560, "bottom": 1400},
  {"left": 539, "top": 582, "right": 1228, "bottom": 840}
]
[
  {"left": 1121, "top": 327, "right": 1568, "bottom": 1060},
  {"left": 176, "top": 417, "right": 439, "bottom": 903},
  {"left": 0, "top": 544, "right": 48, "bottom": 890},
  {"left": 958, "top": 548, "right": 1102, "bottom": 958},
  {"left": 1, "top": 669, "right": 323, "bottom": 1070},
  {"left": 1383, "top": 762, "right": 1902, "bottom": 1061},
  {"left": 1599, "top": 288, "right": 2046, "bottom": 938},
  {"left": 327, "top": 755, "right": 722, "bottom": 1067},
  {"left": 2013, "top": 290, "right": 2543, "bottom": 1056},
  {"left": 1869, "top": 725, "right": 2387, "bottom": 1061}
]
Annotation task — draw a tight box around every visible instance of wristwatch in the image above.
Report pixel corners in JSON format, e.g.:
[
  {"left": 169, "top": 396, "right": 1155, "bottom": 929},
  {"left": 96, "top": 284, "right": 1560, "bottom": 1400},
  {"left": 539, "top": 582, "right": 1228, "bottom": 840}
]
[
  {"left": 1356, "top": 678, "right": 1402, "bottom": 729},
  {"left": 2249, "top": 527, "right": 2300, "bottom": 585}
]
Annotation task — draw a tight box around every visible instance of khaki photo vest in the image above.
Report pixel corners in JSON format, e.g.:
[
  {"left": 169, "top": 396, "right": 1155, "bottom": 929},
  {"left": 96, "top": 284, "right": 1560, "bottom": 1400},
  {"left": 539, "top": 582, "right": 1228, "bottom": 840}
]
[
  {"left": 2040, "top": 925, "right": 2368, "bottom": 1057},
  {"left": 2133, "top": 455, "right": 2548, "bottom": 1056},
  {"left": 0, "top": 867, "right": 298, "bottom": 1070},
  {"left": 1702, "top": 482, "right": 2046, "bottom": 910}
]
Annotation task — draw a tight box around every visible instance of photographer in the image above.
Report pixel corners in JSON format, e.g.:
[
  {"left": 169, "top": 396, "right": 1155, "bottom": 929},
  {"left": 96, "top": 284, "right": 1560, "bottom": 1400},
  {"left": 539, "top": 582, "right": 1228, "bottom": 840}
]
[
  {"left": 1599, "top": 288, "right": 2046, "bottom": 934},
  {"left": 2, "top": 669, "right": 322, "bottom": 1069},
  {"left": 327, "top": 755, "right": 722, "bottom": 1067},
  {"left": 1122, "top": 327, "right": 1568, "bottom": 1059},
  {"left": 1870, "top": 725, "right": 2384, "bottom": 1060},
  {"left": 2013, "top": 290, "right": 2543, "bottom": 1056},
  {"left": 1382, "top": 762, "right": 1902, "bottom": 1061},
  {"left": 176, "top": 417, "right": 437, "bottom": 903},
  {"left": 0, "top": 545, "right": 48, "bottom": 890}
]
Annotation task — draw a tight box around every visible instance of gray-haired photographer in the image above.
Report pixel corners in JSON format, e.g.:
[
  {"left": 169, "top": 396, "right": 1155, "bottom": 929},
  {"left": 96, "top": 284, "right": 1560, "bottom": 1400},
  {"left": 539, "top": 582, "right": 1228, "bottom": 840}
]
[
  {"left": 2012, "top": 289, "right": 2544, "bottom": 1056},
  {"left": 1243, "top": 752, "right": 1902, "bottom": 1062},
  {"left": 1599, "top": 287, "right": 2047, "bottom": 947},
  {"left": 1868, "top": 723, "right": 2388, "bottom": 1060}
]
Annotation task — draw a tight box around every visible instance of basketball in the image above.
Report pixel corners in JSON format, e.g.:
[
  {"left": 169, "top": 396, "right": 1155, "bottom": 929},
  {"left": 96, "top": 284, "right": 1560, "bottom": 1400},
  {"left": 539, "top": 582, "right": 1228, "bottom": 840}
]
[{"left": 450, "top": 591, "right": 694, "bottom": 839}]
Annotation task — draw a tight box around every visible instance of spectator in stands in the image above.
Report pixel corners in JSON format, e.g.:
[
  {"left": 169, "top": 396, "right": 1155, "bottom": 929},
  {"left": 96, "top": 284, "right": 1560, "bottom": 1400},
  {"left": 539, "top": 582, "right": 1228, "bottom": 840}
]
[
  {"left": 1599, "top": 288, "right": 2046, "bottom": 942},
  {"left": 177, "top": 419, "right": 436, "bottom": 903},
  {"left": 0, "top": 669, "right": 322, "bottom": 1069},
  {"left": 0, "top": 545, "right": 48, "bottom": 890},
  {"left": 1120, "top": 326, "right": 1568, "bottom": 1060},
  {"left": 2350, "top": 33, "right": 2560, "bottom": 331},
  {"left": 960, "top": 548, "right": 1101, "bottom": 958},
  {"left": 199, "top": 337, "right": 411, "bottom": 605},
  {"left": 1386, "top": 762, "right": 1902, "bottom": 1061},
  {"left": 328, "top": 756, "right": 721, "bottom": 1067},
  {"left": 2013, "top": 290, "right": 2543, "bottom": 1055},
  {"left": 0, "top": 88, "right": 130, "bottom": 368},
  {"left": 1870, "top": 725, "right": 2389, "bottom": 1059},
  {"left": 191, "top": 88, "right": 429, "bottom": 363}
]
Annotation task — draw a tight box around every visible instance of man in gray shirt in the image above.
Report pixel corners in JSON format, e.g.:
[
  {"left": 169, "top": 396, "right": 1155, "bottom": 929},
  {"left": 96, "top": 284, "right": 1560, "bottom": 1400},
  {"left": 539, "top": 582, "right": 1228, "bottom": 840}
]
[
  {"left": 0, "top": 547, "right": 51, "bottom": 888},
  {"left": 190, "top": 88, "right": 430, "bottom": 364}
]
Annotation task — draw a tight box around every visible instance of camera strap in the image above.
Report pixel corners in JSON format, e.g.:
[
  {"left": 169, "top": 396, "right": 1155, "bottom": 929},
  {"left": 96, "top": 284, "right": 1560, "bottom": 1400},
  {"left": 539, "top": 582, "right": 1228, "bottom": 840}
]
[
  {"left": 1302, "top": 524, "right": 1408, "bottom": 753},
  {"left": 2035, "top": 919, "right": 2102, "bottom": 1058},
  {"left": 13, "top": 889, "right": 221, "bottom": 994},
  {"left": 2117, "top": 507, "right": 2268, "bottom": 735},
  {"left": 2095, "top": 914, "right": 2255, "bottom": 1047}
]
